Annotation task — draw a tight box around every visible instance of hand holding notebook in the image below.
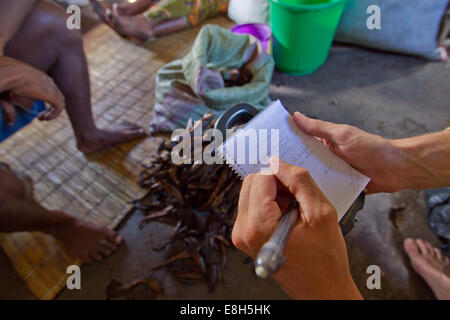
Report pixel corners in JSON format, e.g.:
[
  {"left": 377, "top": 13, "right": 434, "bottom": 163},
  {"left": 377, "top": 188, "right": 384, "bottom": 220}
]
[{"left": 222, "top": 100, "right": 371, "bottom": 219}]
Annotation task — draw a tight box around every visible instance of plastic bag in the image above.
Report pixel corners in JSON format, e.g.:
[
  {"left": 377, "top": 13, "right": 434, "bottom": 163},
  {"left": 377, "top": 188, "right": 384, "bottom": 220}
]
[
  {"left": 228, "top": 0, "right": 270, "bottom": 24},
  {"left": 149, "top": 24, "right": 274, "bottom": 133}
]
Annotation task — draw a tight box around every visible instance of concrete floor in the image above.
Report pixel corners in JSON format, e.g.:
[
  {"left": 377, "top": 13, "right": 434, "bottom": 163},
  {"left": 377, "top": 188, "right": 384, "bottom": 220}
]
[{"left": 0, "top": 5, "right": 449, "bottom": 300}]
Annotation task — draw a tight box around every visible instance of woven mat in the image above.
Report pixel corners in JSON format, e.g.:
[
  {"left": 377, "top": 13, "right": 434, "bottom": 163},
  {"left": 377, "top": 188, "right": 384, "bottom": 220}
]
[{"left": 0, "top": 17, "right": 234, "bottom": 299}]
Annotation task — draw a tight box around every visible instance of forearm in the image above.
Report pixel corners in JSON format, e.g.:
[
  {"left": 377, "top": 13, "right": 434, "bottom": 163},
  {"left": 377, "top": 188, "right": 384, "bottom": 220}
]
[
  {"left": 0, "top": 66, "right": 26, "bottom": 92},
  {"left": 391, "top": 129, "right": 450, "bottom": 190},
  {"left": 0, "top": 0, "right": 37, "bottom": 54}
]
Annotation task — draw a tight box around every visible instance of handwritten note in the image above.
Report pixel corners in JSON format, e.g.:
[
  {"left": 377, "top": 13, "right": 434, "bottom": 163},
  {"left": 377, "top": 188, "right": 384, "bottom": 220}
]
[{"left": 222, "top": 100, "right": 370, "bottom": 219}]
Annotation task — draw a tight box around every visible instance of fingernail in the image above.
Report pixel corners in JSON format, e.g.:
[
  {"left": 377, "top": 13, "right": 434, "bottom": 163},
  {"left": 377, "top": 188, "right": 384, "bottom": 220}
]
[
  {"left": 269, "top": 157, "right": 280, "bottom": 174},
  {"left": 115, "top": 235, "right": 123, "bottom": 245},
  {"left": 269, "top": 157, "right": 279, "bottom": 167},
  {"left": 269, "top": 157, "right": 276, "bottom": 166},
  {"left": 293, "top": 111, "right": 303, "bottom": 118}
]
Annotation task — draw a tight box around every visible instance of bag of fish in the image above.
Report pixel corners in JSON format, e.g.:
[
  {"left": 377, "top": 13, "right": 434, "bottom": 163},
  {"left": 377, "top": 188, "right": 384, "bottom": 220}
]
[{"left": 149, "top": 24, "right": 274, "bottom": 133}]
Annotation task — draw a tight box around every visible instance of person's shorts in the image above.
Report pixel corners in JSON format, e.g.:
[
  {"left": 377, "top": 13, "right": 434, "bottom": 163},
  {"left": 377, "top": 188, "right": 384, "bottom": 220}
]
[{"left": 0, "top": 100, "right": 45, "bottom": 143}]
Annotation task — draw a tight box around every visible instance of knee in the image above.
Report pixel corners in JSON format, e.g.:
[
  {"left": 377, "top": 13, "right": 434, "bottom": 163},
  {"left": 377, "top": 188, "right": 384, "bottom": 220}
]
[
  {"left": 33, "top": 0, "right": 83, "bottom": 49},
  {"left": 0, "top": 170, "right": 28, "bottom": 200}
]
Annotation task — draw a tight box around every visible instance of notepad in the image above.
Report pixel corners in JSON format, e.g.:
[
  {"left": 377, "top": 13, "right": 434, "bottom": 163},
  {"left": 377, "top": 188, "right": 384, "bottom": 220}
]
[{"left": 221, "top": 100, "right": 371, "bottom": 219}]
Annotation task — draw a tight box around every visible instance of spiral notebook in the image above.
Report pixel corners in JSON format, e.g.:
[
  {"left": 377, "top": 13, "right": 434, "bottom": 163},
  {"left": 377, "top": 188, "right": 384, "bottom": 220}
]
[{"left": 221, "top": 100, "right": 371, "bottom": 219}]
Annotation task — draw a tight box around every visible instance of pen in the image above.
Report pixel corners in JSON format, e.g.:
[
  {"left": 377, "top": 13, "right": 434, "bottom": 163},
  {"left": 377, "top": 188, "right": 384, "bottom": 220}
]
[{"left": 254, "top": 199, "right": 299, "bottom": 279}]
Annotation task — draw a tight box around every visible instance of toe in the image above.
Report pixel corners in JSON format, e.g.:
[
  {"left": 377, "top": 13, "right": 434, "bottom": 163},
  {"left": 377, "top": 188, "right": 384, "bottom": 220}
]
[
  {"left": 424, "top": 241, "right": 436, "bottom": 256},
  {"left": 416, "top": 239, "right": 432, "bottom": 257},
  {"left": 98, "top": 247, "right": 112, "bottom": 257},
  {"left": 404, "top": 238, "right": 421, "bottom": 258},
  {"left": 123, "top": 128, "right": 147, "bottom": 140},
  {"left": 106, "top": 231, "right": 123, "bottom": 246},
  {"left": 100, "top": 239, "right": 117, "bottom": 251},
  {"left": 98, "top": 239, "right": 117, "bottom": 256},
  {"left": 433, "top": 248, "right": 444, "bottom": 261},
  {"left": 114, "top": 235, "right": 123, "bottom": 245},
  {"left": 119, "top": 122, "right": 146, "bottom": 134},
  {"left": 90, "top": 252, "right": 103, "bottom": 262},
  {"left": 82, "top": 255, "right": 95, "bottom": 264},
  {"left": 444, "top": 256, "right": 450, "bottom": 266},
  {"left": 114, "top": 128, "right": 146, "bottom": 145}
]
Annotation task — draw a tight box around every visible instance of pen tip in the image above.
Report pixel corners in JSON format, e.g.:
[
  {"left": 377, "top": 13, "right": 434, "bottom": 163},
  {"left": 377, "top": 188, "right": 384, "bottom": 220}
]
[{"left": 255, "top": 265, "right": 270, "bottom": 279}]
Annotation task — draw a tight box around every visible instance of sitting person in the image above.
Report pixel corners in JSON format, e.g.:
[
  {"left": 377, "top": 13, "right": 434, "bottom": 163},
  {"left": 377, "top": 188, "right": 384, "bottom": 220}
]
[
  {"left": 91, "top": 0, "right": 229, "bottom": 43},
  {"left": 0, "top": 0, "right": 147, "bottom": 262},
  {"left": 1, "top": 0, "right": 146, "bottom": 152}
]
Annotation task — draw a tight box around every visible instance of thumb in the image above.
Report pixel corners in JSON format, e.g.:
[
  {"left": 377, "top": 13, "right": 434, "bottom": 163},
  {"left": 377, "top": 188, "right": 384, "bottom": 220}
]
[
  {"left": 293, "top": 112, "right": 337, "bottom": 141},
  {"left": 0, "top": 99, "right": 16, "bottom": 125},
  {"left": 270, "top": 157, "right": 331, "bottom": 223}
]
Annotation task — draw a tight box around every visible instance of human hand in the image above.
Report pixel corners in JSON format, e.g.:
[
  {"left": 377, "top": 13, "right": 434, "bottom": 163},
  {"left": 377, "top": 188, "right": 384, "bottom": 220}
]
[
  {"left": 0, "top": 56, "right": 65, "bottom": 125},
  {"left": 292, "top": 112, "right": 403, "bottom": 194},
  {"left": 232, "top": 158, "right": 362, "bottom": 300}
]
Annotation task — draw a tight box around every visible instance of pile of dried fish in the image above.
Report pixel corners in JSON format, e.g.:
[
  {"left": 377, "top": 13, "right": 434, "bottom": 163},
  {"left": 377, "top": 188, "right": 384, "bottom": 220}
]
[
  {"left": 133, "top": 112, "right": 242, "bottom": 291},
  {"left": 107, "top": 277, "right": 162, "bottom": 300}
]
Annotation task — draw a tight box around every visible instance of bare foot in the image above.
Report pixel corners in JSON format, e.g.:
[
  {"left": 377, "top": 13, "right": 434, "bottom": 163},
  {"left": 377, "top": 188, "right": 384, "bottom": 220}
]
[
  {"left": 76, "top": 122, "right": 147, "bottom": 154},
  {"left": 404, "top": 238, "right": 450, "bottom": 300},
  {"left": 49, "top": 212, "right": 123, "bottom": 263},
  {"left": 0, "top": 170, "right": 122, "bottom": 263},
  {"left": 106, "top": 11, "right": 154, "bottom": 43}
]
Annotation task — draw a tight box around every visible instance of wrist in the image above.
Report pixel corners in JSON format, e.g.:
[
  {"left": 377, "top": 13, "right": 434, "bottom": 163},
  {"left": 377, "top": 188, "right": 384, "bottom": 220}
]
[
  {"left": 389, "top": 134, "right": 447, "bottom": 190},
  {"left": 364, "top": 136, "right": 407, "bottom": 193},
  {"left": 382, "top": 139, "right": 410, "bottom": 192}
]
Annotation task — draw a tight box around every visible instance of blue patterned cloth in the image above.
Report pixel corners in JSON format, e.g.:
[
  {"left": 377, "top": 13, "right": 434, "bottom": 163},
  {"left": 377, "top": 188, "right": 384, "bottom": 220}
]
[{"left": 0, "top": 100, "right": 46, "bottom": 143}]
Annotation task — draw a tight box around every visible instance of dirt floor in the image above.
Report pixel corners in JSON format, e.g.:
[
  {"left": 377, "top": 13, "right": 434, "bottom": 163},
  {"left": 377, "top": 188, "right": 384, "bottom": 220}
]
[{"left": 0, "top": 3, "right": 449, "bottom": 300}]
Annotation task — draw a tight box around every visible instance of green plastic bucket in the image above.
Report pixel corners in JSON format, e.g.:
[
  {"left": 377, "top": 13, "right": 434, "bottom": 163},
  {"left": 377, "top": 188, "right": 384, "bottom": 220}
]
[{"left": 271, "top": 0, "right": 347, "bottom": 75}]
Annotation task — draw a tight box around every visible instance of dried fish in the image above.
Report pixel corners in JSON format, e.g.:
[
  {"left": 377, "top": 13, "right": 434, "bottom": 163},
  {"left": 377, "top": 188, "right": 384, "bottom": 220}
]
[
  {"left": 207, "top": 168, "right": 228, "bottom": 206},
  {"left": 152, "top": 250, "right": 191, "bottom": 270},
  {"left": 106, "top": 277, "right": 162, "bottom": 300},
  {"left": 139, "top": 205, "right": 173, "bottom": 229},
  {"left": 208, "top": 264, "right": 219, "bottom": 292},
  {"left": 161, "top": 181, "right": 184, "bottom": 204},
  {"left": 133, "top": 112, "right": 242, "bottom": 291}
]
